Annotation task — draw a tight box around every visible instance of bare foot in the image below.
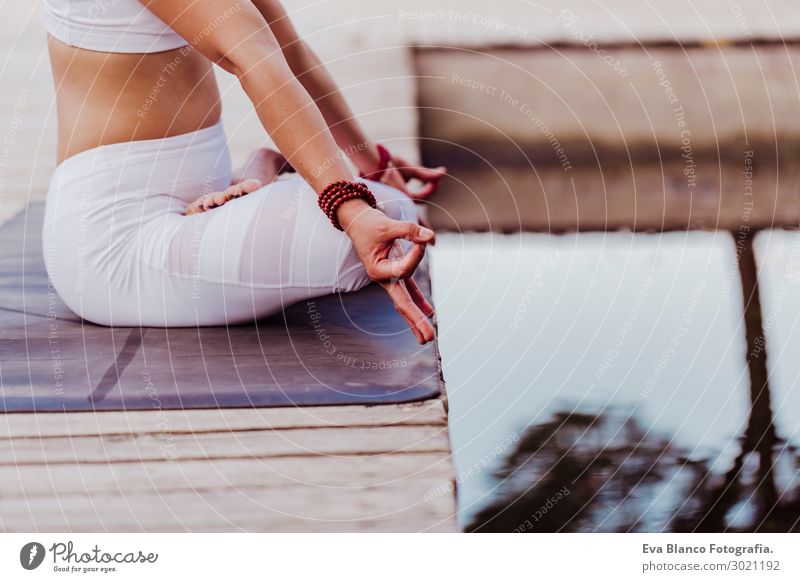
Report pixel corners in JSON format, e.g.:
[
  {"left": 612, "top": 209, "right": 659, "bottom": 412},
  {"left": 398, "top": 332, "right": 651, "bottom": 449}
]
[
  {"left": 184, "top": 178, "right": 263, "bottom": 216},
  {"left": 231, "top": 148, "right": 294, "bottom": 185}
]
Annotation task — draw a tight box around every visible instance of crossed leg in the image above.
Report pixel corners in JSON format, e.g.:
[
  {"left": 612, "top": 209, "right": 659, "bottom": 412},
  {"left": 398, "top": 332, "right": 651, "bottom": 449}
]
[{"left": 185, "top": 148, "right": 293, "bottom": 215}]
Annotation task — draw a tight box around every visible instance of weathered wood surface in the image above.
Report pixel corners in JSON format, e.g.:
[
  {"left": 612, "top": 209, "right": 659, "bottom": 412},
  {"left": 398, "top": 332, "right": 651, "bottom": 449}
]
[
  {"left": 1, "top": 424, "right": 449, "bottom": 465},
  {"left": 0, "top": 398, "right": 447, "bottom": 437},
  {"left": 0, "top": 487, "right": 456, "bottom": 532},
  {"left": 424, "top": 159, "right": 800, "bottom": 233},
  {"left": 415, "top": 40, "right": 800, "bottom": 233},
  {"left": 417, "top": 44, "right": 800, "bottom": 161},
  {"left": 0, "top": 401, "right": 456, "bottom": 531}
]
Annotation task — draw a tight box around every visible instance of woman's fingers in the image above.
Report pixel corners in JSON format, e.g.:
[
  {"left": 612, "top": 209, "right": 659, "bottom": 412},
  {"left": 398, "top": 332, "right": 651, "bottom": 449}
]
[
  {"left": 226, "top": 178, "right": 262, "bottom": 198},
  {"left": 184, "top": 194, "right": 213, "bottom": 215},
  {"left": 372, "top": 241, "right": 426, "bottom": 280},
  {"left": 406, "top": 276, "right": 435, "bottom": 318},
  {"left": 184, "top": 179, "right": 263, "bottom": 215},
  {"left": 400, "top": 164, "right": 447, "bottom": 183},
  {"left": 365, "top": 222, "right": 435, "bottom": 281},
  {"left": 389, "top": 221, "right": 436, "bottom": 245},
  {"left": 404, "top": 176, "right": 443, "bottom": 200},
  {"left": 381, "top": 280, "right": 435, "bottom": 344},
  {"left": 380, "top": 157, "right": 446, "bottom": 201},
  {"left": 392, "top": 154, "right": 446, "bottom": 182},
  {"left": 393, "top": 299, "right": 424, "bottom": 344},
  {"left": 371, "top": 245, "right": 424, "bottom": 281},
  {"left": 380, "top": 167, "right": 408, "bottom": 192},
  {"left": 395, "top": 162, "right": 446, "bottom": 199},
  {"left": 384, "top": 160, "right": 447, "bottom": 200}
]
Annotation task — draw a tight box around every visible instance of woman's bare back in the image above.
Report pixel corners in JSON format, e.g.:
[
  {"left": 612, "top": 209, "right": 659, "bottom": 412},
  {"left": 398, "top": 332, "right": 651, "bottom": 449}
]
[{"left": 48, "top": 35, "right": 221, "bottom": 164}]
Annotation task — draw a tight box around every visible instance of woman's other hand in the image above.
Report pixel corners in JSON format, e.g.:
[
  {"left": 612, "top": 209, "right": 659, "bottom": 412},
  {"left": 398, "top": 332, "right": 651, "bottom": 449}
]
[
  {"left": 360, "top": 147, "right": 447, "bottom": 201},
  {"left": 184, "top": 178, "right": 263, "bottom": 215},
  {"left": 389, "top": 154, "right": 447, "bottom": 200},
  {"left": 337, "top": 199, "right": 436, "bottom": 345}
]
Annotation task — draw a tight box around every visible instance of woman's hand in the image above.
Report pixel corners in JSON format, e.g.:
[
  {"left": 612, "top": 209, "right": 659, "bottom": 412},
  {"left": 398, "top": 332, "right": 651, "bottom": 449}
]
[
  {"left": 359, "top": 147, "right": 447, "bottom": 201},
  {"left": 389, "top": 154, "right": 447, "bottom": 201},
  {"left": 184, "top": 178, "right": 263, "bottom": 215},
  {"left": 337, "top": 199, "right": 436, "bottom": 345}
]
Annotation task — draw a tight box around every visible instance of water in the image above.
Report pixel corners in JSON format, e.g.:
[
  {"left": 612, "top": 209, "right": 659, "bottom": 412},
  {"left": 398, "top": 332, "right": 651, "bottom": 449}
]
[{"left": 430, "top": 231, "right": 800, "bottom": 532}]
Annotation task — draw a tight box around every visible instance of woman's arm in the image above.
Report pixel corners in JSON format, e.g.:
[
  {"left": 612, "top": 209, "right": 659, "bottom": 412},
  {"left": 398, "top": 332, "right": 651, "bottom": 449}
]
[
  {"left": 143, "top": 0, "right": 436, "bottom": 343},
  {"left": 251, "top": 0, "right": 446, "bottom": 193},
  {"left": 248, "top": 0, "right": 382, "bottom": 175},
  {"left": 145, "top": 0, "right": 346, "bottom": 194}
]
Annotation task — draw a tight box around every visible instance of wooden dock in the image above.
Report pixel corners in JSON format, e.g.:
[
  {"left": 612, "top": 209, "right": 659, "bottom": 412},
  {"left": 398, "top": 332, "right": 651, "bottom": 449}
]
[{"left": 0, "top": 402, "right": 455, "bottom": 531}]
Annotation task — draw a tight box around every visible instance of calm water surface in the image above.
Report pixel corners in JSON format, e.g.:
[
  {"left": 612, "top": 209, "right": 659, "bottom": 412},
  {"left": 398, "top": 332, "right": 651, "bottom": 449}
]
[{"left": 430, "top": 231, "right": 800, "bottom": 532}]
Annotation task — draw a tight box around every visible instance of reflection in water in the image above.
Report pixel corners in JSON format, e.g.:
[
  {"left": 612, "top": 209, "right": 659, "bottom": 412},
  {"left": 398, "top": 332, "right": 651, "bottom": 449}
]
[
  {"left": 468, "top": 409, "right": 800, "bottom": 532},
  {"left": 467, "top": 235, "right": 800, "bottom": 533},
  {"left": 432, "top": 231, "right": 800, "bottom": 531}
]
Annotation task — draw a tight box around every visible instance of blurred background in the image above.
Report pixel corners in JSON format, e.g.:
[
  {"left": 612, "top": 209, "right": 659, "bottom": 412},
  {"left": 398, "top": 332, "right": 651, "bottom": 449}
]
[{"left": 2, "top": 0, "right": 799, "bottom": 531}]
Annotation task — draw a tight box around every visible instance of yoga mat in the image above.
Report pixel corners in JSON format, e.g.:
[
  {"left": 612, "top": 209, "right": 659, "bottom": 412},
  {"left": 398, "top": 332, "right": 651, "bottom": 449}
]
[{"left": 0, "top": 203, "right": 441, "bottom": 412}]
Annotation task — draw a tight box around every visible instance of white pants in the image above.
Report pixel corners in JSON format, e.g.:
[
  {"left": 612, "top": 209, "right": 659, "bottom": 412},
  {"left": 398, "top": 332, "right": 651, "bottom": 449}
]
[{"left": 42, "top": 120, "right": 417, "bottom": 326}]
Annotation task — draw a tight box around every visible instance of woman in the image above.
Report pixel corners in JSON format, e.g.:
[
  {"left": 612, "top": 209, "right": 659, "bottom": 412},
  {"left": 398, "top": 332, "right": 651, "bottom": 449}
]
[{"left": 42, "top": 0, "right": 445, "bottom": 344}]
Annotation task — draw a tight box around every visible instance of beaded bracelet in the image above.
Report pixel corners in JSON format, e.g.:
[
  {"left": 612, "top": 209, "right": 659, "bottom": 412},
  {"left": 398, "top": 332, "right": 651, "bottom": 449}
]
[
  {"left": 318, "top": 179, "right": 377, "bottom": 231},
  {"left": 321, "top": 187, "right": 373, "bottom": 218},
  {"left": 318, "top": 180, "right": 371, "bottom": 216}
]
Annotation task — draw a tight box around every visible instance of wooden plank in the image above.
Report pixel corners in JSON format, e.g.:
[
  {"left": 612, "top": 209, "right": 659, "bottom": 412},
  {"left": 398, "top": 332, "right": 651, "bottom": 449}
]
[
  {"left": 425, "top": 159, "right": 800, "bottom": 233},
  {"left": 417, "top": 45, "right": 800, "bottom": 159},
  {"left": 0, "top": 403, "right": 457, "bottom": 531},
  {"left": 0, "top": 425, "right": 450, "bottom": 465},
  {"left": 0, "top": 453, "right": 454, "bottom": 497},
  {"left": 0, "top": 486, "right": 456, "bottom": 532},
  {"left": 0, "top": 498, "right": 455, "bottom": 533},
  {"left": 416, "top": 44, "right": 800, "bottom": 232},
  {"left": 0, "top": 400, "right": 447, "bottom": 438}
]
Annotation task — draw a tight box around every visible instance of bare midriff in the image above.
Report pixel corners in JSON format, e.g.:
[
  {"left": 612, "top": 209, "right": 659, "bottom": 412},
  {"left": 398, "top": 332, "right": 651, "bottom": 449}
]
[{"left": 47, "top": 34, "right": 222, "bottom": 164}]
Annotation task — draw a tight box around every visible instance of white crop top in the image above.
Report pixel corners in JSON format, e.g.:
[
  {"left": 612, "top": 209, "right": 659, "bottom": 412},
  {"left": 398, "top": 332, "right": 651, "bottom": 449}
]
[{"left": 43, "top": 0, "right": 188, "bottom": 53}]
